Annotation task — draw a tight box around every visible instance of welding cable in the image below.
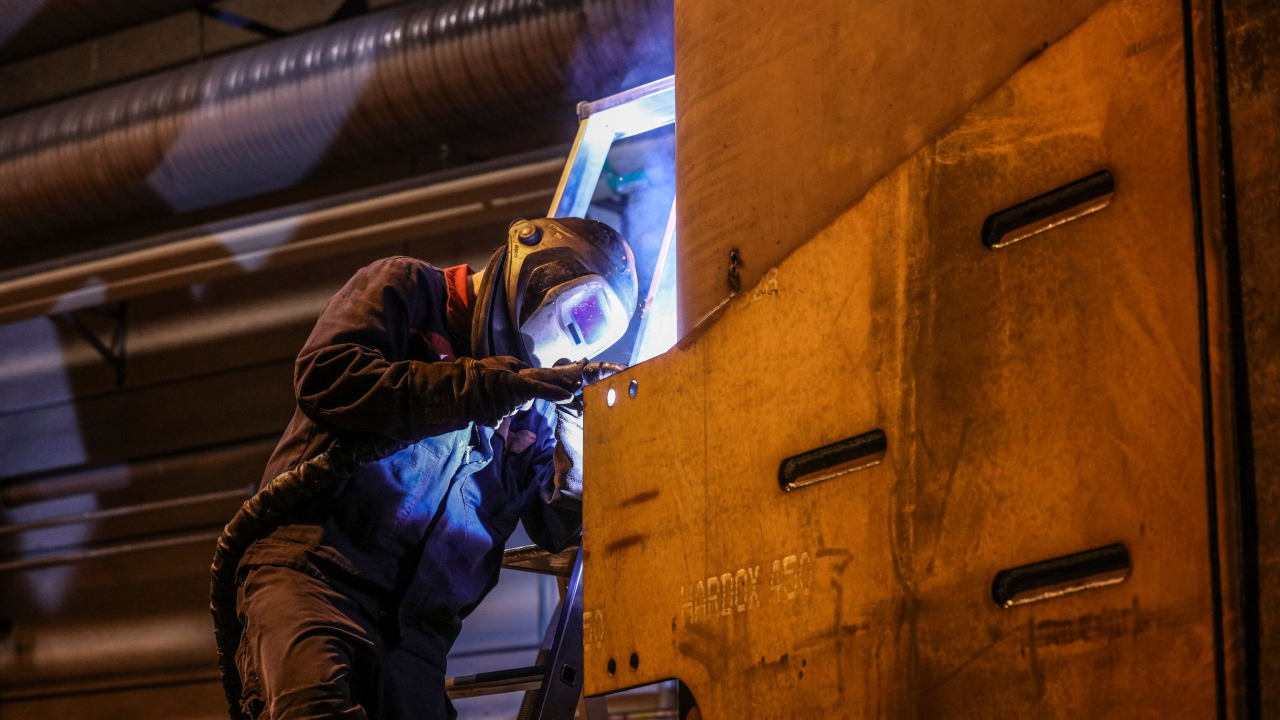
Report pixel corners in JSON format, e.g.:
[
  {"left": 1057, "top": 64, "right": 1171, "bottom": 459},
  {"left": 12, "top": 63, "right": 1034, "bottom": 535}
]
[{"left": 209, "top": 435, "right": 410, "bottom": 720}]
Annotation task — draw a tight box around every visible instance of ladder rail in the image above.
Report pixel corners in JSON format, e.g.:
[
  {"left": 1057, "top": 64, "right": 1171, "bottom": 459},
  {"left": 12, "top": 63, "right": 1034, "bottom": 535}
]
[
  {"left": 527, "top": 547, "right": 587, "bottom": 720},
  {"left": 444, "top": 547, "right": 586, "bottom": 719}
]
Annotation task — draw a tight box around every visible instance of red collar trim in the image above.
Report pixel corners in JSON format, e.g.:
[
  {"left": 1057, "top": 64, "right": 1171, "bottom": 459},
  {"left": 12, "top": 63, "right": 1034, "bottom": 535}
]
[{"left": 443, "top": 264, "right": 475, "bottom": 351}]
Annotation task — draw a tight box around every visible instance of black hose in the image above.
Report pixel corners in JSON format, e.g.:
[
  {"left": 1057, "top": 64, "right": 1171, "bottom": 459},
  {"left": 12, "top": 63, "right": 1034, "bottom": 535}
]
[{"left": 209, "top": 436, "right": 408, "bottom": 720}]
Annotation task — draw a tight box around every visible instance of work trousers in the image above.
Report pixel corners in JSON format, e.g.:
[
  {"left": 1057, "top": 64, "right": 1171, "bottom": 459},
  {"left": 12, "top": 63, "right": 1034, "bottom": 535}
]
[{"left": 235, "top": 565, "right": 455, "bottom": 720}]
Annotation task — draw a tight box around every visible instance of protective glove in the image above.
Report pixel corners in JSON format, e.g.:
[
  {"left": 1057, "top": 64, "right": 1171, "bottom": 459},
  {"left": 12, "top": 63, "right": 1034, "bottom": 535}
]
[
  {"left": 522, "top": 359, "right": 624, "bottom": 396},
  {"left": 466, "top": 357, "right": 576, "bottom": 428},
  {"left": 464, "top": 357, "right": 628, "bottom": 429}
]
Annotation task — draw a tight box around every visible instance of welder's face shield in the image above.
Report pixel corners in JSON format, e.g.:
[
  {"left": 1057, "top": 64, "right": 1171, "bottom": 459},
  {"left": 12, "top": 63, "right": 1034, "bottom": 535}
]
[{"left": 519, "top": 274, "right": 631, "bottom": 367}]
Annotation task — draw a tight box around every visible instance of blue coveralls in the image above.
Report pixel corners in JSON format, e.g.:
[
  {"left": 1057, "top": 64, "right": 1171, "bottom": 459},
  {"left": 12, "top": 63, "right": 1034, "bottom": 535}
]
[{"left": 235, "top": 256, "right": 581, "bottom": 720}]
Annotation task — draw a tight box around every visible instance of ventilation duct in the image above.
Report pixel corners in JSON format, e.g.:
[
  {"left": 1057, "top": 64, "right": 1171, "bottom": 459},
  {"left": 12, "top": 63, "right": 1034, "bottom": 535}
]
[{"left": 0, "top": 0, "right": 672, "bottom": 254}]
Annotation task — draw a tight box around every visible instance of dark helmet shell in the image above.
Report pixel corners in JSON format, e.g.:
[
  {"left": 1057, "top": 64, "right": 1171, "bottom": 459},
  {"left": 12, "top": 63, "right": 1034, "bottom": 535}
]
[{"left": 504, "top": 217, "right": 639, "bottom": 332}]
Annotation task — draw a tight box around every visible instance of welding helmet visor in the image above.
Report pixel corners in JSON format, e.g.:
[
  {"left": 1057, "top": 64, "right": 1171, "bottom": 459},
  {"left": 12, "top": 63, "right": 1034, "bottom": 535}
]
[{"left": 519, "top": 272, "right": 631, "bottom": 366}]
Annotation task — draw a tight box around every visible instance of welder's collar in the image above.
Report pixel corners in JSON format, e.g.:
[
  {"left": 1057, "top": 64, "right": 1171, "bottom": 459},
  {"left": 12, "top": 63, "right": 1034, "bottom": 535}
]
[{"left": 443, "top": 264, "right": 475, "bottom": 355}]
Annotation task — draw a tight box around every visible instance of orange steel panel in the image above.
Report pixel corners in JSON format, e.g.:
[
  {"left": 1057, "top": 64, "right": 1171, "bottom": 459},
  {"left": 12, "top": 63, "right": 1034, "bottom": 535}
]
[
  {"left": 673, "top": 0, "right": 1109, "bottom": 332},
  {"left": 585, "top": 0, "right": 1225, "bottom": 716}
]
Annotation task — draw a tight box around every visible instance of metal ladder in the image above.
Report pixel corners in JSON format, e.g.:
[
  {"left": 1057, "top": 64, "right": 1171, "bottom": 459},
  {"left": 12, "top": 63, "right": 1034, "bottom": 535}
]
[{"left": 444, "top": 545, "right": 607, "bottom": 720}]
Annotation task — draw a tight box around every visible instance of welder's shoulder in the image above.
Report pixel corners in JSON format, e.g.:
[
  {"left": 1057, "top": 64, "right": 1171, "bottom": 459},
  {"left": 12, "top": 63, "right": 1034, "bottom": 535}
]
[
  {"left": 357, "top": 255, "right": 439, "bottom": 282},
  {"left": 344, "top": 256, "right": 442, "bottom": 297}
]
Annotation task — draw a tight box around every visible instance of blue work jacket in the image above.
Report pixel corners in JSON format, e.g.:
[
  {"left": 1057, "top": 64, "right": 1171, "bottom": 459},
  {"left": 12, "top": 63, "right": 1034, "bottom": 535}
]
[{"left": 242, "top": 256, "right": 580, "bottom": 666}]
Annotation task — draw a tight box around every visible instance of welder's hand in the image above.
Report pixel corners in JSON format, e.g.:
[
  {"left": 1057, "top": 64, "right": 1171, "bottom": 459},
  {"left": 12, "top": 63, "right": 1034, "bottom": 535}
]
[
  {"left": 469, "top": 357, "right": 575, "bottom": 427},
  {"left": 474, "top": 356, "right": 531, "bottom": 373},
  {"left": 550, "top": 403, "right": 585, "bottom": 508},
  {"left": 520, "top": 361, "right": 588, "bottom": 397},
  {"left": 523, "top": 358, "right": 627, "bottom": 396}
]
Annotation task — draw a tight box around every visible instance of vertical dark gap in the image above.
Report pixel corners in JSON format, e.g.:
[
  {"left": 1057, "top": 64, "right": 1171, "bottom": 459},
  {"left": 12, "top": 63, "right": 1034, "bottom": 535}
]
[
  {"left": 1181, "top": 1, "right": 1229, "bottom": 718},
  {"left": 1209, "top": 0, "right": 1262, "bottom": 714}
]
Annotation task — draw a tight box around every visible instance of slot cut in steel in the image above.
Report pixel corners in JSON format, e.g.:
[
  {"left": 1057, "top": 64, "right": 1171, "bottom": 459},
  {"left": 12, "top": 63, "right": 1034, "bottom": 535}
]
[
  {"left": 992, "top": 543, "right": 1130, "bottom": 608},
  {"left": 778, "top": 429, "right": 887, "bottom": 492},
  {"left": 982, "top": 170, "right": 1115, "bottom": 249}
]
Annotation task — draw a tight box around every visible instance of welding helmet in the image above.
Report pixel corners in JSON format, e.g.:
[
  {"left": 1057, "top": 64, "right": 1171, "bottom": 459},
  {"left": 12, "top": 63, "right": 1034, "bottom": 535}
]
[{"left": 472, "top": 217, "right": 638, "bottom": 367}]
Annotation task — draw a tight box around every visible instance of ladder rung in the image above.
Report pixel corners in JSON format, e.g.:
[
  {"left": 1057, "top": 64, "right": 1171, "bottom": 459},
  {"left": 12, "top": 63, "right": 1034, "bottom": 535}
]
[
  {"left": 445, "top": 664, "right": 546, "bottom": 699},
  {"left": 501, "top": 544, "right": 578, "bottom": 577}
]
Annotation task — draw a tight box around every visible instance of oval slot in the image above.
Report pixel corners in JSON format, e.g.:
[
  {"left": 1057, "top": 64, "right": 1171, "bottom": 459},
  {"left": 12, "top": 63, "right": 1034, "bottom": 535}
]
[
  {"left": 992, "top": 543, "right": 1130, "bottom": 608},
  {"left": 778, "top": 429, "right": 887, "bottom": 492},
  {"left": 982, "top": 169, "right": 1115, "bottom": 249}
]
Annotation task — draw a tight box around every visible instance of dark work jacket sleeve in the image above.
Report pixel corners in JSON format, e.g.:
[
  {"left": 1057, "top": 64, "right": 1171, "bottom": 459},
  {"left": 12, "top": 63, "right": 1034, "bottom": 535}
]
[
  {"left": 510, "top": 402, "right": 583, "bottom": 553},
  {"left": 295, "top": 256, "right": 480, "bottom": 442}
]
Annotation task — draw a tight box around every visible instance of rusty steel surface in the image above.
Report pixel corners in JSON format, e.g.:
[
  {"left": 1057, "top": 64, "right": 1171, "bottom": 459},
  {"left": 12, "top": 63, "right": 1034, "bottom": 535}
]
[
  {"left": 672, "top": 0, "right": 1107, "bottom": 333},
  {"left": 584, "top": 0, "right": 1230, "bottom": 715}
]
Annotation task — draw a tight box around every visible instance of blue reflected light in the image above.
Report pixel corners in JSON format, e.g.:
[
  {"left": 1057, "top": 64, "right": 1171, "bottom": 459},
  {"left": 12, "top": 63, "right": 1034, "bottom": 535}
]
[{"left": 549, "top": 76, "right": 678, "bottom": 365}]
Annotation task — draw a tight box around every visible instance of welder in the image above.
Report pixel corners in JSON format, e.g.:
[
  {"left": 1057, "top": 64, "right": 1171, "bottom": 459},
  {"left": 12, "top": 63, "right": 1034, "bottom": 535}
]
[{"left": 225, "top": 217, "right": 638, "bottom": 720}]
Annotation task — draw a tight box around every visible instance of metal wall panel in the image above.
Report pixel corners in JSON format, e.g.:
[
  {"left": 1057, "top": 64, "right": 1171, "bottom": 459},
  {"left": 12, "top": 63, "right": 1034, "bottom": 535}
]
[
  {"left": 672, "top": 0, "right": 1106, "bottom": 333},
  {"left": 585, "top": 0, "right": 1229, "bottom": 716}
]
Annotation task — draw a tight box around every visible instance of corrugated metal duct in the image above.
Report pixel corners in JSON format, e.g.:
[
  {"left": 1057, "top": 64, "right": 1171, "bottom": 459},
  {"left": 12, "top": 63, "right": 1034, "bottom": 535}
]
[
  {"left": 0, "top": 0, "right": 672, "bottom": 252},
  {"left": 0, "top": 0, "right": 200, "bottom": 62}
]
